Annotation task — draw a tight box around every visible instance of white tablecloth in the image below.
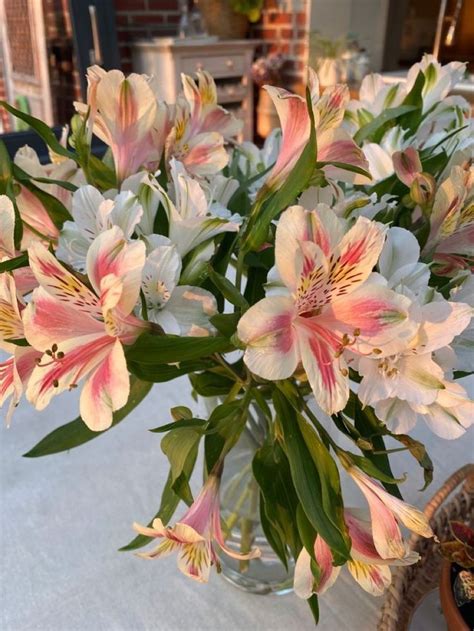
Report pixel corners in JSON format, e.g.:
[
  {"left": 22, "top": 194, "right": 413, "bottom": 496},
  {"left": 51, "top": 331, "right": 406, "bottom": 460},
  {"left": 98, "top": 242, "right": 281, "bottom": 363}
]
[{"left": 1, "top": 377, "right": 472, "bottom": 630}]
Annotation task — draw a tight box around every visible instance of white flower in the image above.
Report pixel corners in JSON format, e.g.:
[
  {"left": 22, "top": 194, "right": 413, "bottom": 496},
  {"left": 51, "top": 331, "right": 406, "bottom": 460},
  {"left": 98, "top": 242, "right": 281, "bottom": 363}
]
[{"left": 142, "top": 237, "right": 217, "bottom": 336}]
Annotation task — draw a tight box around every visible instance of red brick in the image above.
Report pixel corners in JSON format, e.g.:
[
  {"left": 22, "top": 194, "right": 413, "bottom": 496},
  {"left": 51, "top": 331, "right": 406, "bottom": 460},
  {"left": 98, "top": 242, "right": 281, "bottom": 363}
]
[
  {"left": 280, "top": 28, "right": 294, "bottom": 39},
  {"left": 114, "top": 0, "right": 146, "bottom": 10},
  {"left": 148, "top": 0, "right": 179, "bottom": 9}
]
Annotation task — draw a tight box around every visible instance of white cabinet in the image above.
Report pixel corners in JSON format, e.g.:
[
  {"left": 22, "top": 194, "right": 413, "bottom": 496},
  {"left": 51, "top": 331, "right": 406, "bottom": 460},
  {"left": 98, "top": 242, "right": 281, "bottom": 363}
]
[{"left": 132, "top": 38, "right": 259, "bottom": 141}]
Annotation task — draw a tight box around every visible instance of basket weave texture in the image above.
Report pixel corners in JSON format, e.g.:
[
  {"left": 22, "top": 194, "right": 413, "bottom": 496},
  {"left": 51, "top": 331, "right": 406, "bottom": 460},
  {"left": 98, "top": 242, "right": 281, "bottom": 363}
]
[{"left": 378, "top": 463, "right": 474, "bottom": 630}]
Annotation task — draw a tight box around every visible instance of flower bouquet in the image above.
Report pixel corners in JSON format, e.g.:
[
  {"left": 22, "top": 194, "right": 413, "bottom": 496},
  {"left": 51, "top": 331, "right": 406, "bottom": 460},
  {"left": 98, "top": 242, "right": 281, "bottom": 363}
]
[{"left": 0, "top": 55, "right": 473, "bottom": 623}]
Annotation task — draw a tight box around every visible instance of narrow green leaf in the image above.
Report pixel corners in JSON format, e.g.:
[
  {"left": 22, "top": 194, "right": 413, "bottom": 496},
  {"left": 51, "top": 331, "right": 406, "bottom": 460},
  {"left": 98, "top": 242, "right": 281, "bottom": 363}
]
[
  {"left": 307, "top": 594, "right": 320, "bottom": 625},
  {"left": 0, "top": 101, "right": 75, "bottom": 160},
  {"left": 273, "top": 389, "right": 351, "bottom": 563},
  {"left": 170, "top": 406, "right": 193, "bottom": 421},
  {"left": 0, "top": 252, "right": 29, "bottom": 273},
  {"left": 23, "top": 377, "right": 152, "bottom": 457},
  {"left": 127, "top": 359, "right": 213, "bottom": 383},
  {"left": 207, "top": 266, "right": 249, "bottom": 309},
  {"left": 253, "top": 443, "right": 300, "bottom": 558},
  {"left": 353, "top": 105, "right": 418, "bottom": 145},
  {"left": 204, "top": 400, "right": 247, "bottom": 472},
  {"left": 12, "top": 163, "right": 78, "bottom": 192},
  {"left": 149, "top": 418, "right": 207, "bottom": 434},
  {"left": 126, "top": 333, "right": 232, "bottom": 365},
  {"left": 400, "top": 71, "right": 425, "bottom": 133},
  {"left": 259, "top": 494, "right": 289, "bottom": 569},
  {"left": 391, "top": 433, "right": 433, "bottom": 491},
  {"left": 345, "top": 452, "right": 405, "bottom": 484},
  {"left": 161, "top": 427, "right": 202, "bottom": 504}
]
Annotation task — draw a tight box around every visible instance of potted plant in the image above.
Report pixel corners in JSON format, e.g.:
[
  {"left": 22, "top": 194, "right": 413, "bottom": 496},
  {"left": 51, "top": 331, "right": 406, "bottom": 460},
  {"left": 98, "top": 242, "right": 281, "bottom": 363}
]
[
  {"left": 309, "top": 33, "right": 348, "bottom": 87},
  {"left": 251, "top": 52, "right": 286, "bottom": 138},
  {"left": 197, "top": 0, "right": 263, "bottom": 39},
  {"left": 439, "top": 521, "right": 474, "bottom": 631}
]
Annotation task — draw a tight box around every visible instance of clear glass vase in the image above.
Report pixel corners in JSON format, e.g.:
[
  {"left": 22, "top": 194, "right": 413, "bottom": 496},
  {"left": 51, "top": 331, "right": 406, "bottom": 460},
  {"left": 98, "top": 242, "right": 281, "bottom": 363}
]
[{"left": 217, "top": 403, "right": 295, "bottom": 595}]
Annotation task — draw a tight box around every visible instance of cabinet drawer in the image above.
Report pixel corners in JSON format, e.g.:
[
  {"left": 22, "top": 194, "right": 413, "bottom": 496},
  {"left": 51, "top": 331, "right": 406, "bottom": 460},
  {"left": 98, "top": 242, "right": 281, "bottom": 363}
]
[{"left": 179, "top": 53, "right": 246, "bottom": 78}]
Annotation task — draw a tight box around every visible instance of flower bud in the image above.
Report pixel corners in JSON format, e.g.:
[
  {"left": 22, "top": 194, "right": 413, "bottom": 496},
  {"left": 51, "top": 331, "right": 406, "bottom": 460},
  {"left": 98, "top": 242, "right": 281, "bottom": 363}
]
[{"left": 410, "top": 172, "right": 436, "bottom": 206}]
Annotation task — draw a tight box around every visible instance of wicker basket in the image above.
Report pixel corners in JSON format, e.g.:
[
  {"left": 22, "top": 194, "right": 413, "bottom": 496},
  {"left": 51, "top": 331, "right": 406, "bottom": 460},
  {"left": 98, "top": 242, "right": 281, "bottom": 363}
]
[
  {"left": 378, "top": 464, "right": 474, "bottom": 630},
  {"left": 197, "top": 0, "right": 249, "bottom": 39}
]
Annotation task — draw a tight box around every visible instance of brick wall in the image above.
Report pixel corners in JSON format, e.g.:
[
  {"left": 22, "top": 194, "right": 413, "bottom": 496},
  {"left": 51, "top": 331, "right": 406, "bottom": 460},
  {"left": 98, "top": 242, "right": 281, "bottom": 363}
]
[
  {"left": 250, "top": 0, "right": 309, "bottom": 91},
  {"left": 0, "top": 55, "right": 10, "bottom": 132},
  {"left": 114, "top": 0, "right": 181, "bottom": 73}
]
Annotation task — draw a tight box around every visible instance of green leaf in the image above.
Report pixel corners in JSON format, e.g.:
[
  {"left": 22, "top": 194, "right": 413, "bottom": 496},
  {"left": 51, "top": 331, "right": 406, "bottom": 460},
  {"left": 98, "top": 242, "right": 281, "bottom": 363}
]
[
  {"left": 242, "top": 86, "right": 317, "bottom": 252},
  {"left": 296, "top": 503, "right": 317, "bottom": 557},
  {"left": 127, "top": 359, "right": 213, "bottom": 383},
  {"left": 149, "top": 418, "right": 207, "bottom": 434},
  {"left": 23, "top": 377, "right": 152, "bottom": 457},
  {"left": 252, "top": 443, "right": 300, "bottom": 559},
  {"left": 391, "top": 433, "right": 433, "bottom": 491},
  {"left": 400, "top": 71, "right": 425, "bottom": 133},
  {"left": 209, "top": 313, "right": 240, "bottom": 338},
  {"left": 351, "top": 398, "right": 403, "bottom": 499},
  {"left": 297, "top": 415, "right": 351, "bottom": 555},
  {"left": 12, "top": 163, "right": 78, "bottom": 193},
  {"left": 119, "top": 470, "right": 180, "bottom": 551},
  {"left": 204, "top": 400, "right": 247, "bottom": 472},
  {"left": 161, "top": 427, "right": 202, "bottom": 504},
  {"left": 307, "top": 594, "right": 320, "bottom": 625},
  {"left": 273, "top": 389, "right": 351, "bottom": 564},
  {"left": 0, "top": 139, "right": 13, "bottom": 191},
  {"left": 259, "top": 494, "right": 288, "bottom": 569},
  {"left": 345, "top": 452, "right": 405, "bottom": 484},
  {"left": 353, "top": 105, "right": 418, "bottom": 145},
  {"left": 207, "top": 266, "right": 249, "bottom": 310},
  {"left": 0, "top": 252, "right": 29, "bottom": 273},
  {"left": 0, "top": 101, "right": 75, "bottom": 160},
  {"left": 170, "top": 406, "right": 193, "bottom": 421},
  {"left": 126, "top": 333, "right": 232, "bottom": 365},
  {"left": 189, "top": 370, "right": 234, "bottom": 397}
]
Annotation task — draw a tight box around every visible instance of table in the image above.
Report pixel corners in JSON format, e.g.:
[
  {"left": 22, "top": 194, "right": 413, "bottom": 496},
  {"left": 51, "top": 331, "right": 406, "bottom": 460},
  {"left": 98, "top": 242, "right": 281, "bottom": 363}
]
[{"left": 1, "top": 377, "right": 472, "bottom": 630}]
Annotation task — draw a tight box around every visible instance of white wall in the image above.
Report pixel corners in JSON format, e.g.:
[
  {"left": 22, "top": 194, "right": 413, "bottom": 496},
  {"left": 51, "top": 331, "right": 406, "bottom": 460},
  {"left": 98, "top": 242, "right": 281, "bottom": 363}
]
[{"left": 309, "top": 0, "right": 390, "bottom": 71}]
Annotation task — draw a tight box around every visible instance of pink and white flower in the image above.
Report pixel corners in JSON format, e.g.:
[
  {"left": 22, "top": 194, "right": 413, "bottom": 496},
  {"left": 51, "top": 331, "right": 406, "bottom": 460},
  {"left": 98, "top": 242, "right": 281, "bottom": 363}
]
[
  {"left": 294, "top": 509, "right": 419, "bottom": 598},
  {"left": 263, "top": 69, "right": 368, "bottom": 193},
  {"left": 238, "top": 205, "right": 415, "bottom": 414},
  {"left": 23, "top": 227, "right": 149, "bottom": 430},
  {"left": 181, "top": 70, "right": 242, "bottom": 140},
  {"left": 133, "top": 474, "right": 260, "bottom": 582},
  {"left": 0, "top": 272, "right": 41, "bottom": 424},
  {"left": 346, "top": 466, "right": 434, "bottom": 560},
  {"left": 56, "top": 184, "right": 143, "bottom": 271},
  {"left": 75, "top": 67, "right": 166, "bottom": 182}
]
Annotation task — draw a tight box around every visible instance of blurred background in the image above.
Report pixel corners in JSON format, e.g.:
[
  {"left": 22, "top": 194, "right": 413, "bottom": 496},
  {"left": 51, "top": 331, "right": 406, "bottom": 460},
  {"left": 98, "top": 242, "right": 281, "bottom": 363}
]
[{"left": 0, "top": 0, "right": 473, "bottom": 143}]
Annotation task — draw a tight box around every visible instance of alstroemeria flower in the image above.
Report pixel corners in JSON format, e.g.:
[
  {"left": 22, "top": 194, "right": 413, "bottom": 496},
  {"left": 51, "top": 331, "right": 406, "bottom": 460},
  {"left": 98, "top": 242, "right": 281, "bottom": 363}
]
[
  {"left": 263, "top": 68, "right": 368, "bottom": 192},
  {"left": 0, "top": 272, "right": 40, "bottom": 425},
  {"left": 56, "top": 184, "right": 143, "bottom": 271},
  {"left": 15, "top": 185, "right": 59, "bottom": 250},
  {"left": 133, "top": 474, "right": 260, "bottom": 582},
  {"left": 142, "top": 236, "right": 217, "bottom": 335},
  {"left": 347, "top": 466, "right": 434, "bottom": 560},
  {"left": 424, "top": 164, "right": 474, "bottom": 276},
  {"left": 405, "top": 55, "right": 466, "bottom": 113},
  {"left": 166, "top": 99, "right": 229, "bottom": 177},
  {"left": 0, "top": 195, "right": 37, "bottom": 294},
  {"left": 345, "top": 73, "right": 405, "bottom": 134},
  {"left": 392, "top": 147, "right": 422, "bottom": 187},
  {"left": 182, "top": 70, "right": 242, "bottom": 139},
  {"left": 23, "top": 227, "right": 149, "bottom": 430},
  {"left": 146, "top": 160, "right": 239, "bottom": 257},
  {"left": 294, "top": 509, "right": 419, "bottom": 599},
  {"left": 14, "top": 144, "right": 84, "bottom": 210},
  {"left": 75, "top": 67, "right": 165, "bottom": 182},
  {"left": 238, "top": 205, "right": 415, "bottom": 414}
]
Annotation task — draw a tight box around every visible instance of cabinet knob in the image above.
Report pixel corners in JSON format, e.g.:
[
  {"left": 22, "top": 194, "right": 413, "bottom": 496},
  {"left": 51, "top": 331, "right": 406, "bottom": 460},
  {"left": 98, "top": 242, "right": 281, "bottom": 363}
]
[{"left": 226, "top": 59, "right": 234, "bottom": 69}]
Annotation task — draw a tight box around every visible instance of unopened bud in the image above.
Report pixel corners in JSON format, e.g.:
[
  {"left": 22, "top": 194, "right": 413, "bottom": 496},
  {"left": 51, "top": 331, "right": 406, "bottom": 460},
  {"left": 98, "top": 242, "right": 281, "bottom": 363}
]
[{"left": 410, "top": 172, "right": 436, "bottom": 206}]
